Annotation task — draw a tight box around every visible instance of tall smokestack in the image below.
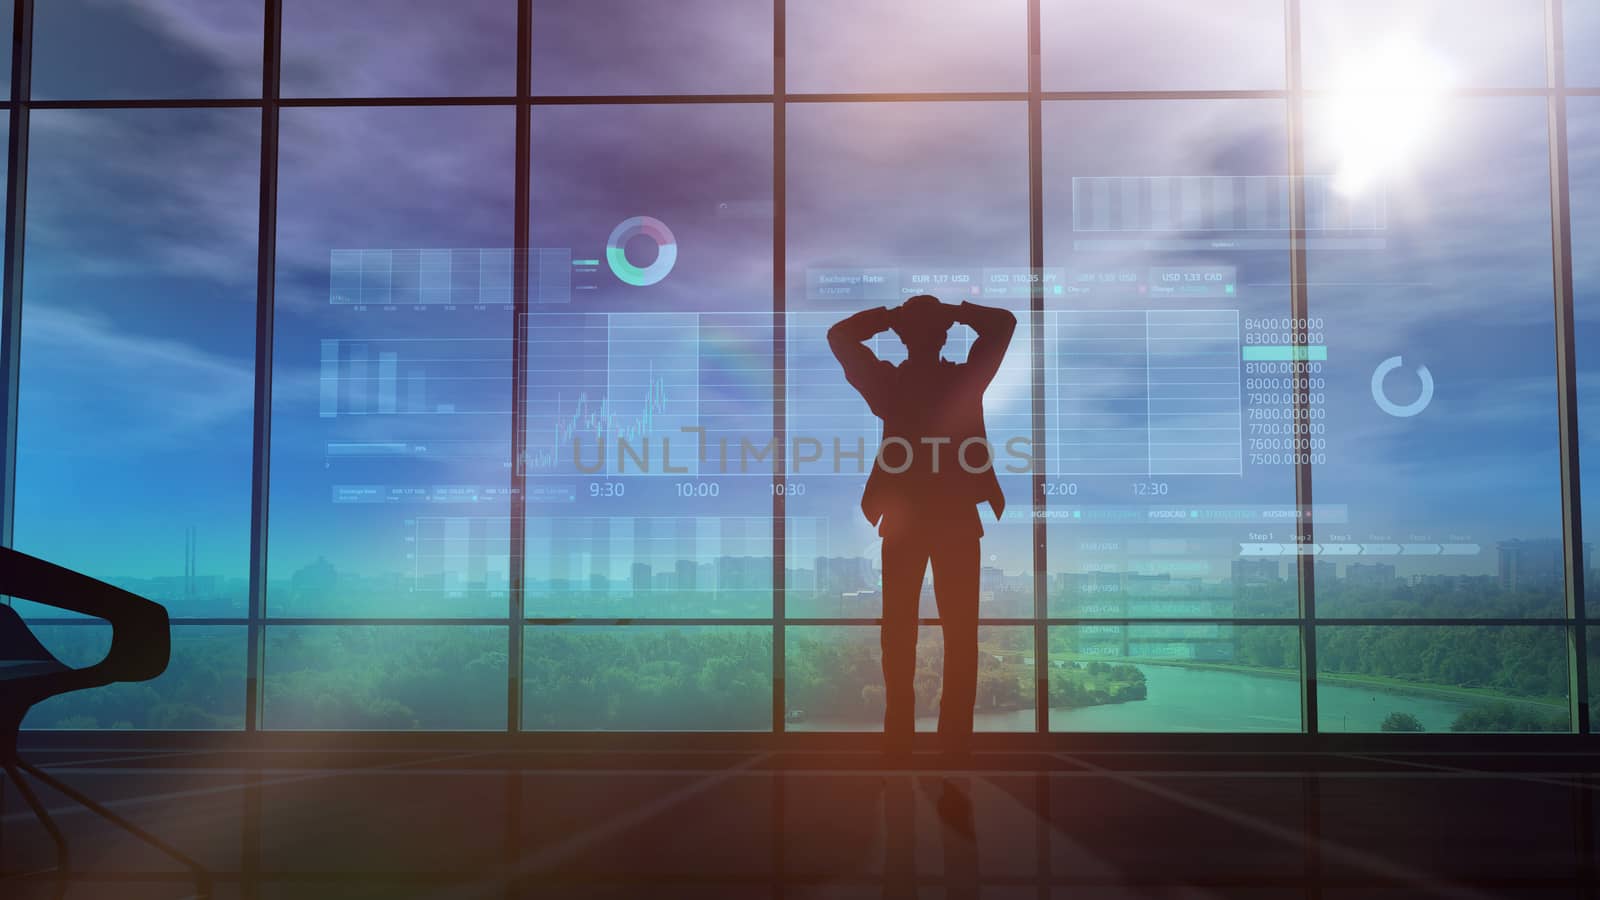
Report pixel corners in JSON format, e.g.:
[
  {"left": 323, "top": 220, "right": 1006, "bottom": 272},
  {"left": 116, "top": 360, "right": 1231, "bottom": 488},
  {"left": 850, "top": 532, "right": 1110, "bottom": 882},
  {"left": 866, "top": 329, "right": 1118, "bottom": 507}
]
[{"left": 185, "top": 526, "right": 196, "bottom": 597}]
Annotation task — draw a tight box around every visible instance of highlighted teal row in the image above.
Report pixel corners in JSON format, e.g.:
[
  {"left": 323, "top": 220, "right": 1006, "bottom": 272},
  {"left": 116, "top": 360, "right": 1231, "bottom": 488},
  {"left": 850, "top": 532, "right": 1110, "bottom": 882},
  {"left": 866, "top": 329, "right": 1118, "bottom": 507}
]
[{"left": 1242, "top": 345, "right": 1328, "bottom": 361}]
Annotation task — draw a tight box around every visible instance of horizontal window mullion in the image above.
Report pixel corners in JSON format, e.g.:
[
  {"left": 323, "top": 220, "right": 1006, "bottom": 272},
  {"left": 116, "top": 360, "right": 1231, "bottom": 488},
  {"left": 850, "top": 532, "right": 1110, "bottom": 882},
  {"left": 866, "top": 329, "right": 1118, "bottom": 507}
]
[{"left": 29, "top": 97, "right": 262, "bottom": 109}]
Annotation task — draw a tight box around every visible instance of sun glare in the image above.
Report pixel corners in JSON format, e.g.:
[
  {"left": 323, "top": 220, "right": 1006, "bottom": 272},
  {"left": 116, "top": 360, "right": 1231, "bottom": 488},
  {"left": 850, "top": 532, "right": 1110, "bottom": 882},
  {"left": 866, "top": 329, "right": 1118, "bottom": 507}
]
[{"left": 1327, "top": 39, "right": 1454, "bottom": 197}]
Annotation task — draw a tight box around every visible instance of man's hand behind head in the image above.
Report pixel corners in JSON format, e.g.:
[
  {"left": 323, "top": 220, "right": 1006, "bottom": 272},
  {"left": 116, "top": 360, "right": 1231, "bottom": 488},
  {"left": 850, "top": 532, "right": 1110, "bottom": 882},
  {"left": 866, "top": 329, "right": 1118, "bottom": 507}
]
[{"left": 896, "top": 293, "right": 954, "bottom": 328}]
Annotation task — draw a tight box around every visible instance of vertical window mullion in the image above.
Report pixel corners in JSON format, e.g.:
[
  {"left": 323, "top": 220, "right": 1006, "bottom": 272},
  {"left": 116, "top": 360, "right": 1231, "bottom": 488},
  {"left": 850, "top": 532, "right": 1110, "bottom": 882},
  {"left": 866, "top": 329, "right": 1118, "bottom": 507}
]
[
  {"left": 1284, "top": 0, "right": 1319, "bottom": 735},
  {"left": 1544, "top": 0, "right": 1590, "bottom": 734},
  {"left": 1028, "top": 0, "right": 1048, "bottom": 735},
  {"left": 245, "top": 0, "right": 283, "bottom": 733},
  {"left": 772, "top": 0, "right": 788, "bottom": 735},
  {"left": 510, "top": 0, "right": 533, "bottom": 735},
  {"left": 0, "top": 0, "right": 32, "bottom": 551}
]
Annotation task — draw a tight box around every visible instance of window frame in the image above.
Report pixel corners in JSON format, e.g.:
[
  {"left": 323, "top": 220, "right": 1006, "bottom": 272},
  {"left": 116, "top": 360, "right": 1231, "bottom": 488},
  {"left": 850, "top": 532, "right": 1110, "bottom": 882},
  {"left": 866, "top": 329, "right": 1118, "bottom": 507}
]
[{"left": 0, "top": 0, "right": 1587, "bottom": 742}]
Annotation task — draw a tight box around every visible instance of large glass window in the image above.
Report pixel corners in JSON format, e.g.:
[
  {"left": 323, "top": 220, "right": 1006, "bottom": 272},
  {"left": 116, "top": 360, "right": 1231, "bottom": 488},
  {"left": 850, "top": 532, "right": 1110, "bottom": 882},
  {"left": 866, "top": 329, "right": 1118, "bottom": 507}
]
[
  {"left": 785, "top": 101, "right": 1031, "bottom": 623},
  {"left": 1042, "top": 100, "right": 1299, "bottom": 623},
  {"left": 1040, "top": 0, "right": 1284, "bottom": 91},
  {"left": 786, "top": 0, "right": 1027, "bottom": 94},
  {"left": 14, "top": 109, "right": 259, "bottom": 619},
  {"left": 523, "top": 626, "right": 772, "bottom": 730},
  {"left": 25, "top": 625, "right": 246, "bottom": 729},
  {"left": 0, "top": 0, "right": 13, "bottom": 98},
  {"left": 1299, "top": 0, "right": 1547, "bottom": 90},
  {"left": 267, "top": 106, "right": 515, "bottom": 622},
  {"left": 280, "top": 0, "right": 515, "bottom": 98},
  {"left": 1048, "top": 624, "right": 1301, "bottom": 732},
  {"left": 1569, "top": 0, "right": 1600, "bottom": 87},
  {"left": 523, "top": 104, "right": 773, "bottom": 623},
  {"left": 530, "top": 0, "right": 772, "bottom": 96},
  {"left": 1317, "top": 626, "right": 1570, "bottom": 733},
  {"left": 262, "top": 625, "right": 507, "bottom": 730},
  {"left": 786, "top": 626, "right": 1037, "bottom": 732},
  {"left": 32, "top": 0, "right": 262, "bottom": 100},
  {"left": 7, "top": 3, "right": 1593, "bottom": 737},
  {"left": 1302, "top": 96, "right": 1565, "bottom": 619},
  {"left": 1568, "top": 98, "right": 1600, "bottom": 614}
]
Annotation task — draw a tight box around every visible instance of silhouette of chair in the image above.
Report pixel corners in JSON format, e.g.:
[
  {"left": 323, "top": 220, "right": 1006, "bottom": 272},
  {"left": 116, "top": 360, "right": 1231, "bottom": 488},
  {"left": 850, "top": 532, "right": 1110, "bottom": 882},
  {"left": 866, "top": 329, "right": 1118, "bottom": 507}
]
[{"left": 0, "top": 545, "right": 210, "bottom": 895}]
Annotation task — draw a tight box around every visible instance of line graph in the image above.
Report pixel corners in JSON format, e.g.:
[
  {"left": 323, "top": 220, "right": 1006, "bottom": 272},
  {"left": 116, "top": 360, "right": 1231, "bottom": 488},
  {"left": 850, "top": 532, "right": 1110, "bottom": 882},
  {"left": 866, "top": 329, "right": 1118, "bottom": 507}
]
[
  {"left": 529, "top": 364, "right": 674, "bottom": 473},
  {"left": 550, "top": 363, "right": 671, "bottom": 445},
  {"left": 522, "top": 313, "right": 772, "bottom": 477}
]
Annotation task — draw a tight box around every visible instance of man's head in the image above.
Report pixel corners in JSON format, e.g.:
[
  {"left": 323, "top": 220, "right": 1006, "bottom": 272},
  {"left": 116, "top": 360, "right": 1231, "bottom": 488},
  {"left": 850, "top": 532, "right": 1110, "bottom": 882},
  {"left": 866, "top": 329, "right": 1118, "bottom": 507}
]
[{"left": 892, "top": 294, "right": 952, "bottom": 358}]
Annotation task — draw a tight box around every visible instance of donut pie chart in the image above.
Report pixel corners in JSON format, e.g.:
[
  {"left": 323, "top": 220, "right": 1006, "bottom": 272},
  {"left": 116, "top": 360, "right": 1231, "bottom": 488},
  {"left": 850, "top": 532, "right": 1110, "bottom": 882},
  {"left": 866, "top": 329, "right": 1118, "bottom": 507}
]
[{"left": 606, "top": 216, "right": 678, "bottom": 286}]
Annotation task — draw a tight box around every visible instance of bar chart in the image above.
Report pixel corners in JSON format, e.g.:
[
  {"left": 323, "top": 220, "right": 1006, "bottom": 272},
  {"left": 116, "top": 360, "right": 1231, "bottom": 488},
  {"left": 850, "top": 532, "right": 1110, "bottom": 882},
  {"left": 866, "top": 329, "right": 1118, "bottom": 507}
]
[
  {"left": 1070, "top": 175, "right": 1385, "bottom": 232},
  {"left": 318, "top": 337, "right": 511, "bottom": 418},
  {"left": 411, "top": 516, "right": 512, "bottom": 596},
  {"left": 329, "top": 248, "right": 576, "bottom": 305},
  {"left": 523, "top": 514, "right": 782, "bottom": 617}
]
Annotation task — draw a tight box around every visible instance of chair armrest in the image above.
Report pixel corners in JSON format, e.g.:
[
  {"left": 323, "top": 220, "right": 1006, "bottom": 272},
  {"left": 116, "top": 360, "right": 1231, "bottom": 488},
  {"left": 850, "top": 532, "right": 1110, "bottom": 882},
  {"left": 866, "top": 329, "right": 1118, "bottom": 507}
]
[{"left": 0, "top": 546, "right": 171, "bottom": 684}]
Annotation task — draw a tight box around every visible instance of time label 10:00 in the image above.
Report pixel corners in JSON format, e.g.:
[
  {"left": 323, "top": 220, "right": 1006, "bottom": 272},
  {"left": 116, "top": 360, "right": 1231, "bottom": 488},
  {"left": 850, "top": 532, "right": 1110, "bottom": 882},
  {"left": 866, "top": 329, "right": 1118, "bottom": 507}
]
[{"left": 590, "top": 481, "right": 729, "bottom": 498}]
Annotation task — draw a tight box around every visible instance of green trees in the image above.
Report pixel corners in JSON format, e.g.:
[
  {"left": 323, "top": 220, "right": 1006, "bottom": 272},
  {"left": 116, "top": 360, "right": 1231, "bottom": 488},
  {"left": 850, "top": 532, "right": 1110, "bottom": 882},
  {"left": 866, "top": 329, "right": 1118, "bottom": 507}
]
[
  {"left": 1450, "top": 702, "right": 1568, "bottom": 733},
  {"left": 522, "top": 628, "right": 773, "bottom": 730},
  {"left": 1234, "top": 628, "right": 1300, "bottom": 670},
  {"left": 785, "top": 631, "right": 1144, "bottom": 725},
  {"left": 1046, "top": 661, "right": 1146, "bottom": 708},
  {"left": 19, "top": 608, "right": 1576, "bottom": 733},
  {"left": 264, "top": 627, "right": 506, "bottom": 730},
  {"left": 1316, "top": 627, "right": 1567, "bottom": 701},
  {"left": 1380, "top": 711, "right": 1425, "bottom": 732},
  {"left": 1314, "top": 578, "right": 1562, "bottom": 619},
  {"left": 26, "top": 627, "right": 246, "bottom": 730}
]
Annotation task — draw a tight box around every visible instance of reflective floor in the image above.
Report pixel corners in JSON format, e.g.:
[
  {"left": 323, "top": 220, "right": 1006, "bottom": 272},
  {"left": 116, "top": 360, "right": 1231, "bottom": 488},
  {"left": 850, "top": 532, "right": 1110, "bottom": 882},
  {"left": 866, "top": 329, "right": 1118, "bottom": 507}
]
[{"left": 2, "top": 747, "right": 1597, "bottom": 898}]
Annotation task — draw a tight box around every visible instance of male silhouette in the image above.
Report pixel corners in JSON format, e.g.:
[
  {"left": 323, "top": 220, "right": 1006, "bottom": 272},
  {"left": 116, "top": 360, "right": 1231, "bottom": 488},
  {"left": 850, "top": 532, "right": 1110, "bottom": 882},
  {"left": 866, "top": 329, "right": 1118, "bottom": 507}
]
[{"left": 828, "top": 294, "right": 1016, "bottom": 754}]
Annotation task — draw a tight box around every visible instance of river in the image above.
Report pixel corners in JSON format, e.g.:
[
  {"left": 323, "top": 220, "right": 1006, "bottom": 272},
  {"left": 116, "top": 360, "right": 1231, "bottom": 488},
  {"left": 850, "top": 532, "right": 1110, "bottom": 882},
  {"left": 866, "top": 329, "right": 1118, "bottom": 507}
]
[{"left": 793, "top": 663, "right": 1475, "bottom": 733}]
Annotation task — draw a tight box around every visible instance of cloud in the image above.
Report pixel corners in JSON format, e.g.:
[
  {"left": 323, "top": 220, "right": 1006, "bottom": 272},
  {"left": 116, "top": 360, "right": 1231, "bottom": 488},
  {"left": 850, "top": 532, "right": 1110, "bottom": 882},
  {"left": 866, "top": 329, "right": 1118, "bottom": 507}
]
[
  {"left": 1040, "top": 0, "right": 1284, "bottom": 90},
  {"left": 18, "top": 303, "right": 328, "bottom": 453},
  {"left": 26, "top": 107, "right": 261, "bottom": 289},
  {"left": 20, "top": 304, "right": 254, "bottom": 449},
  {"left": 786, "top": 0, "right": 1027, "bottom": 93},
  {"left": 278, "top": 0, "right": 515, "bottom": 98},
  {"left": 112, "top": 0, "right": 265, "bottom": 95},
  {"left": 273, "top": 104, "right": 516, "bottom": 313}
]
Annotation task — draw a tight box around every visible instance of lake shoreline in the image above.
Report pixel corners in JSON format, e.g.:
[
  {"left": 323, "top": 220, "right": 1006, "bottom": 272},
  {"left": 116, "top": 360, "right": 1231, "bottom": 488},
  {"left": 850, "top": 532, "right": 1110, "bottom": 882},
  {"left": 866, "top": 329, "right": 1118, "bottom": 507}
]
[{"left": 1049, "top": 656, "right": 1561, "bottom": 711}]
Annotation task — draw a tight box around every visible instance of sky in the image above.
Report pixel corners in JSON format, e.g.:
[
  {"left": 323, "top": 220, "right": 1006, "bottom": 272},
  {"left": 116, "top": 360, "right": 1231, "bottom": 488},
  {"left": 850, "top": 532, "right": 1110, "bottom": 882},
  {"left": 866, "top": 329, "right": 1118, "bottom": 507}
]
[{"left": 5, "top": 0, "right": 1598, "bottom": 624}]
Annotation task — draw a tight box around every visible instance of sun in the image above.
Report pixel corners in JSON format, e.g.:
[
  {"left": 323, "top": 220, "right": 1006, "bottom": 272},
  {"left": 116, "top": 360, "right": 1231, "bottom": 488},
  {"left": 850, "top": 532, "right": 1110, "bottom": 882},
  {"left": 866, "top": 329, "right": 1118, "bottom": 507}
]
[{"left": 1325, "top": 39, "right": 1454, "bottom": 197}]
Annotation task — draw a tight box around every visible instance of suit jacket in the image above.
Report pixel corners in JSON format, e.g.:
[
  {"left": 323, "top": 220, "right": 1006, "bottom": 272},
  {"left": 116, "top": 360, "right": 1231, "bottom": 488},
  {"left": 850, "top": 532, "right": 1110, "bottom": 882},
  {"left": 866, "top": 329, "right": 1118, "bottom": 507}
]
[{"left": 828, "top": 302, "right": 1016, "bottom": 531}]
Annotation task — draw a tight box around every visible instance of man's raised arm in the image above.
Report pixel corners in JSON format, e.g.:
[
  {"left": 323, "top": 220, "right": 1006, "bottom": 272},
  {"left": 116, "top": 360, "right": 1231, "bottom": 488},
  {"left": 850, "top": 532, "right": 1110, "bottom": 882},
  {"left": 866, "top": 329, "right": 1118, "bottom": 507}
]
[
  {"left": 954, "top": 301, "right": 1017, "bottom": 389},
  {"left": 827, "top": 306, "right": 896, "bottom": 410}
]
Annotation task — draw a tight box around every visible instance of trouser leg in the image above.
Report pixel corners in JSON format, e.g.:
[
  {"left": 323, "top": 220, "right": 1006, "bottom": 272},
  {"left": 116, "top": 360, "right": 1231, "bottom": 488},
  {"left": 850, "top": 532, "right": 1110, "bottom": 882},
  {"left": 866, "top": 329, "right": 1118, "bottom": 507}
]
[
  {"left": 880, "top": 532, "right": 928, "bottom": 741},
  {"left": 930, "top": 533, "right": 980, "bottom": 748}
]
